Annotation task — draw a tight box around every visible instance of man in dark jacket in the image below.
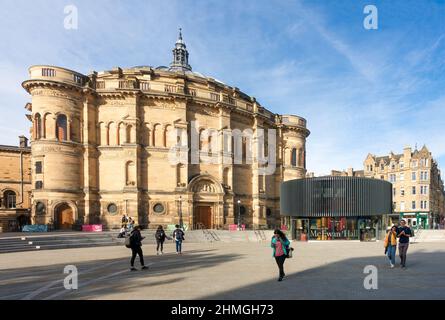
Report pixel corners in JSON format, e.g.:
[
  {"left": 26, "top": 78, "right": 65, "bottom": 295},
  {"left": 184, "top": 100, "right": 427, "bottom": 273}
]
[
  {"left": 130, "top": 225, "right": 148, "bottom": 271},
  {"left": 397, "top": 219, "right": 412, "bottom": 269}
]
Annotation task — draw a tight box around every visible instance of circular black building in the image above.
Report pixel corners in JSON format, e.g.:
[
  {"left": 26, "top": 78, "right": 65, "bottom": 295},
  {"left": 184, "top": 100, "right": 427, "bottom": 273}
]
[{"left": 280, "top": 176, "right": 393, "bottom": 241}]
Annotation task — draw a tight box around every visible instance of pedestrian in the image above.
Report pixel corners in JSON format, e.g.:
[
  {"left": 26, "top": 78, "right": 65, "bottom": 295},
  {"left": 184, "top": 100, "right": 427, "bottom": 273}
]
[
  {"left": 155, "top": 225, "right": 171, "bottom": 255},
  {"left": 384, "top": 225, "right": 398, "bottom": 268},
  {"left": 172, "top": 224, "right": 185, "bottom": 254},
  {"left": 118, "top": 226, "right": 127, "bottom": 238},
  {"left": 121, "top": 214, "right": 128, "bottom": 228},
  {"left": 397, "top": 219, "right": 412, "bottom": 269},
  {"left": 127, "top": 217, "right": 134, "bottom": 232},
  {"left": 270, "top": 229, "right": 290, "bottom": 282},
  {"left": 129, "top": 225, "right": 148, "bottom": 271}
]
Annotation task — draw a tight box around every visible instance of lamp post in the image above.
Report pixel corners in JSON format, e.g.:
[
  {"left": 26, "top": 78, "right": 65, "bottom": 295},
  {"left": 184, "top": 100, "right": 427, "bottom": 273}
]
[
  {"left": 237, "top": 200, "right": 241, "bottom": 230},
  {"left": 179, "top": 196, "right": 183, "bottom": 229}
]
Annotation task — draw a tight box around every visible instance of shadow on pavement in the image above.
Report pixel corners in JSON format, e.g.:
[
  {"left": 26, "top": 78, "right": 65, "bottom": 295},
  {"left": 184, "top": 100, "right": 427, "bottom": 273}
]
[
  {"left": 201, "top": 249, "right": 445, "bottom": 300},
  {"left": 0, "top": 248, "right": 243, "bottom": 300}
]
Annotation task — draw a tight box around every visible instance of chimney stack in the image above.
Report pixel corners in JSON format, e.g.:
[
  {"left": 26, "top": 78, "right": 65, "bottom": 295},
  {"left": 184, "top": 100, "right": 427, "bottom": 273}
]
[
  {"left": 19, "top": 136, "right": 28, "bottom": 148},
  {"left": 403, "top": 146, "right": 412, "bottom": 161}
]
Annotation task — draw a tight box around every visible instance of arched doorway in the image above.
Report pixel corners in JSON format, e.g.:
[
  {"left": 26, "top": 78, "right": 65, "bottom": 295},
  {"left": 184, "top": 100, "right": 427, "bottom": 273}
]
[
  {"left": 55, "top": 203, "right": 74, "bottom": 230},
  {"left": 188, "top": 174, "right": 225, "bottom": 230}
]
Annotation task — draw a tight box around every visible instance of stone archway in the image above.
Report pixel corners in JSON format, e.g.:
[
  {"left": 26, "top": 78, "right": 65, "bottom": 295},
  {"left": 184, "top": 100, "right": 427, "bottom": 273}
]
[
  {"left": 188, "top": 174, "right": 225, "bottom": 229},
  {"left": 54, "top": 202, "right": 75, "bottom": 230}
]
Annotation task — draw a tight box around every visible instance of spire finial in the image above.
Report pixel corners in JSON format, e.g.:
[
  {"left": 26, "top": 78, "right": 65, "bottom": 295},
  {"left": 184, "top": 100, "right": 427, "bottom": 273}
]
[{"left": 169, "top": 28, "right": 192, "bottom": 72}]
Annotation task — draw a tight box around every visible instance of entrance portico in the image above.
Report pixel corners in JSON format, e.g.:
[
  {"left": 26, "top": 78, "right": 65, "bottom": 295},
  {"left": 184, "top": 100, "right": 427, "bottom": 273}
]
[{"left": 188, "top": 174, "right": 225, "bottom": 229}]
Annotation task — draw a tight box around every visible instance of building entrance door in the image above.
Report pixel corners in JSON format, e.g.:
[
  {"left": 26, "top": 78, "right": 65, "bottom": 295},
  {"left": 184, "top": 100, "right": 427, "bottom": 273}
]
[
  {"left": 195, "top": 206, "right": 212, "bottom": 229},
  {"left": 55, "top": 204, "right": 74, "bottom": 230}
]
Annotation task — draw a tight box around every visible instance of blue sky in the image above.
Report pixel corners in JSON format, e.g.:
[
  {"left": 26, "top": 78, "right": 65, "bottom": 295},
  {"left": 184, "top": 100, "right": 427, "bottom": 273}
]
[{"left": 0, "top": 0, "right": 444, "bottom": 175}]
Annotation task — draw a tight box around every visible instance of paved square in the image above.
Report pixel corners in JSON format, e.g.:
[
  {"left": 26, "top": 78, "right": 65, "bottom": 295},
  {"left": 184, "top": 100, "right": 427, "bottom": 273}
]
[{"left": 0, "top": 241, "right": 444, "bottom": 300}]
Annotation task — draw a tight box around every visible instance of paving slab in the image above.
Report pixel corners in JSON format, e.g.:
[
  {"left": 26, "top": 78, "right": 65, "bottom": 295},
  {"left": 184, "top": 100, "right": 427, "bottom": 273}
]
[{"left": 0, "top": 241, "right": 444, "bottom": 300}]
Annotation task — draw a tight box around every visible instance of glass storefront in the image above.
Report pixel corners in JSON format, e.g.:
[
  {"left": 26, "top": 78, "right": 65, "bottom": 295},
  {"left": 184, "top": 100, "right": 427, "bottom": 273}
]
[{"left": 293, "top": 216, "right": 380, "bottom": 241}]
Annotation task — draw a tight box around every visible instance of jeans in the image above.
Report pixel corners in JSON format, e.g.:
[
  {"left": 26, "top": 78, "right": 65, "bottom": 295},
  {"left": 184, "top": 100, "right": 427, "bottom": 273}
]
[
  {"left": 386, "top": 245, "right": 396, "bottom": 265},
  {"left": 156, "top": 240, "right": 164, "bottom": 252},
  {"left": 275, "top": 255, "right": 286, "bottom": 278},
  {"left": 176, "top": 240, "right": 182, "bottom": 253},
  {"left": 399, "top": 242, "right": 409, "bottom": 266},
  {"left": 130, "top": 246, "right": 145, "bottom": 267}
]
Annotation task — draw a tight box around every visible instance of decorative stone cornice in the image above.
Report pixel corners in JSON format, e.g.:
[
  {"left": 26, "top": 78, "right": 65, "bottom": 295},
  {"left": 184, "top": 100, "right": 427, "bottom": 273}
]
[{"left": 22, "top": 79, "right": 83, "bottom": 95}]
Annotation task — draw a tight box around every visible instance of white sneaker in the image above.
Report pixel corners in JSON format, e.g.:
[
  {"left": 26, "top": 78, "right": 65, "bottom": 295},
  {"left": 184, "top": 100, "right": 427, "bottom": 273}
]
[
  {"left": 156, "top": 251, "right": 159, "bottom": 255},
  {"left": 160, "top": 251, "right": 163, "bottom": 255},
  {"left": 390, "top": 263, "right": 394, "bottom": 268}
]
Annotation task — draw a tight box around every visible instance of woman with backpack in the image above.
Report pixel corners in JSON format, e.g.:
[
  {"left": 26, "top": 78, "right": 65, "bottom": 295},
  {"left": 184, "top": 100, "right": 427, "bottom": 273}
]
[
  {"left": 128, "top": 225, "right": 148, "bottom": 271},
  {"left": 384, "top": 225, "right": 398, "bottom": 268},
  {"left": 172, "top": 225, "right": 185, "bottom": 254},
  {"left": 270, "top": 229, "right": 291, "bottom": 282},
  {"left": 155, "top": 225, "right": 171, "bottom": 255}
]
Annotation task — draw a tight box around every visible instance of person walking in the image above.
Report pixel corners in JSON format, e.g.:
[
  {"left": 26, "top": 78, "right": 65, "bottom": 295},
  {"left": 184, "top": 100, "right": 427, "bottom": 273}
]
[
  {"left": 172, "top": 225, "right": 185, "bottom": 254},
  {"left": 155, "top": 225, "right": 171, "bottom": 255},
  {"left": 129, "top": 225, "right": 148, "bottom": 271},
  {"left": 384, "top": 225, "right": 398, "bottom": 268},
  {"left": 270, "top": 229, "right": 290, "bottom": 282},
  {"left": 397, "top": 219, "right": 412, "bottom": 269}
]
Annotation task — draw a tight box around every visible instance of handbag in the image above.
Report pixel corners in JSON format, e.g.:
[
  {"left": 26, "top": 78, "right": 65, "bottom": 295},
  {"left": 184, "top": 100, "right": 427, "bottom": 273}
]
[
  {"left": 287, "top": 246, "right": 294, "bottom": 258},
  {"left": 124, "top": 235, "right": 132, "bottom": 248}
]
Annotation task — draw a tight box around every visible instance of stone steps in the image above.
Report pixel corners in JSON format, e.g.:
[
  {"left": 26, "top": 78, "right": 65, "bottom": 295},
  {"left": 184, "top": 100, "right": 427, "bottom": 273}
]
[{"left": 0, "top": 229, "right": 275, "bottom": 254}]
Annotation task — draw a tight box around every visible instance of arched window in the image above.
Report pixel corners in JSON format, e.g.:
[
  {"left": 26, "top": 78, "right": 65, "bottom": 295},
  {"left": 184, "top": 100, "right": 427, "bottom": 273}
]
[
  {"left": 4, "top": 190, "right": 16, "bottom": 209},
  {"left": 165, "top": 125, "right": 174, "bottom": 147},
  {"left": 176, "top": 164, "right": 182, "bottom": 186},
  {"left": 56, "top": 114, "right": 67, "bottom": 141},
  {"left": 153, "top": 124, "right": 163, "bottom": 147},
  {"left": 108, "top": 122, "right": 117, "bottom": 145},
  {"left": 223, "top": 167, "right": 230, "bottom": 186},
  {"left": 126, "top": 125, "right": 132, "bottom": 144},
  {"left": 70, "top": 118, "right": 80, "bottom": 142},
  {"left": 291, "top": 148, "right": 297, "bottom": 167},
  {"left": 199, "top": 129, "right": 206, "bottom": 151},
  {"left": 99, "top": 122, "right": 107, "bottom": 145},
  {"left": 126, "top": 161, "right": 135, "bottom": 186},
  {"left": 34, "top": 113, "right": 42, "bottom": 140}
]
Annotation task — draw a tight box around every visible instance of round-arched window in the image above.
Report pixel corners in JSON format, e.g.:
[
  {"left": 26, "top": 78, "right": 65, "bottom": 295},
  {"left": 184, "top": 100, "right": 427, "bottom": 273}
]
[
  {"left": 36, "top": 202, "right": 45, "bottom": 215},
  {"left": 107, "top": 203, "right": 118, "bottom": 215},
  {"left": 153, "top": 203, "right": 165, "bottom": 214},
  {"left": 266, "top": 208, "right": 272, "bottom": 217}
]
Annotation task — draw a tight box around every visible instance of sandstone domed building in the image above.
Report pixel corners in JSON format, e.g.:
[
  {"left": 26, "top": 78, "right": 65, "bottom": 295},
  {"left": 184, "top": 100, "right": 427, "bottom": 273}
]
[{"left": 22, "top": 30, "right": 309, "bottom": 230}]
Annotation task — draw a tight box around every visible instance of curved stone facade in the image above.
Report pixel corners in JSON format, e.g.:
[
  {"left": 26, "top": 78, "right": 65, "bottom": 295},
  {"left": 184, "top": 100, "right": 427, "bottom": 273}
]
[{"left": 22, "top": 39, "right": 310, "bottom": 230}]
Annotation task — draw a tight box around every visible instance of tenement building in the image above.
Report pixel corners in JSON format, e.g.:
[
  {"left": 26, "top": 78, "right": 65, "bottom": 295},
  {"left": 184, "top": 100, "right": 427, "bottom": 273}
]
[
  {"left": 364, "top": 146, "right": 445, "bottom": 229},
  {"left": 22, "top": 31, "right": 310, "bottom": 230},
  {"left": 0, "top": 136, "right": 32, "bottom": 231}
]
